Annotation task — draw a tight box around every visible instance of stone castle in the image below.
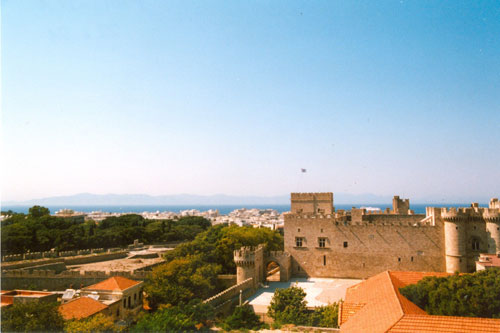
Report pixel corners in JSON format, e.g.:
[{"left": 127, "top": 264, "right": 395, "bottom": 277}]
[{"left": 234, "top": 193, "right": 500, "bottom": 282}]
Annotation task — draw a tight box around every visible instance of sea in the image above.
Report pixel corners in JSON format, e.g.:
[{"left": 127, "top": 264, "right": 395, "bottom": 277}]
[{"left": 1, "top": 203, "right": 485, "bottom": 215}]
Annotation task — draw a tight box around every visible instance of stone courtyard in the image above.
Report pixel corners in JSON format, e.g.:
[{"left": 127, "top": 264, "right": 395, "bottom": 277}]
[{"left": 248, "top": 277, "right": 361, "bottom": 314}]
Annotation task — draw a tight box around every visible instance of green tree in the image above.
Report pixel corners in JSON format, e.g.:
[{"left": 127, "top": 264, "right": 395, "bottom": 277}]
[
  {"left": 132, "top": 300, "right": 214, "bottom": 332},
  {"left": 64, "top": 313, "right": 122, "bottom": 332},
  {"left": 145, "top": 255, "right": 221, "bottom": 309},
  {"left": 1, "top": 301, "right": 64, "bottom": 332},
  {"left": 28, "top": 205, "right": 50, "bottom": 218},
  {"left": 400, "top": 268, "right": 500, "bottom": 318},
  {"left": 308, "top": 303, "right": 339, "bottom": 328},
  {"left": 268, "top": 286, "right": 309, "bottom": 325},
  {"left": 222, "top": 304, "right": 265, "bottom": 331}
]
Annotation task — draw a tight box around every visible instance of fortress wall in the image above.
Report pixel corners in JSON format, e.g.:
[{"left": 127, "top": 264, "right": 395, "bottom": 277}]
[
  {"left": 284, "top": 216, "right": 446, "bottom": 279},
  {"left": 203, "top": 277, "right": 254, "bottom": 307},
  {"left": 63, "top": 251, "right": 128, "bottom": 265},
  {"left": 21, "top": 262, "right": 67, "bottom": 274},
  {"left": 362, "top": 214, "right": 425, "bottom": 224},
  {"left": 2, "top": 251, "right": 128, "bottom": 271},
  {"left": 1, "top": 269, "right": 149, "bottom": 291}
]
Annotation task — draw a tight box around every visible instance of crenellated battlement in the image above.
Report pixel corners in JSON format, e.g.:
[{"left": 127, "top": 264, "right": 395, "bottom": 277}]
[
  {"left": 484, "top": 209, "right": 500, "bottom": 221},
  {"left": 291, "top": 192, "right": 333, "bottom": 199},
  {"left": 234, "top": 245, "right": 264, "bottom": 267},
  {"left": 1, "top": 268, "right": 149, "bottom": 280},
  {"left": 440, "top": 206, "right": 500, "bottom": 222},
  {"left": 2, "top": 247, "right": 113, "bottom": 263}
]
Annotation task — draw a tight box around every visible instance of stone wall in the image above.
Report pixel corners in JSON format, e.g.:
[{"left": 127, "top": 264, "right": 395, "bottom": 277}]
[
  {"left": 284, "top": 215, "right": 446, "bottom": 279},
  {"left": 203, "top": 277, "right": 254, "bottom": 315},
  {"left": 2, "top": 248, "right": 109, "bottom": 262},
  {"left": 2, "top": 251, "right": 128, "bottom": 271},
  {"left": 291, "top": 193, "right": 334, "bottom": 214},
  {"left": 1, "top": 269, "right": 149, "bottom": 291}
]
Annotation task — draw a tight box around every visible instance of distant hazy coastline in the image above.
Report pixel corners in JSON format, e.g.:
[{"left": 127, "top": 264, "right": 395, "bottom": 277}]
[{"left": 1, "top": 203, "right": 487, "bottom": 215}]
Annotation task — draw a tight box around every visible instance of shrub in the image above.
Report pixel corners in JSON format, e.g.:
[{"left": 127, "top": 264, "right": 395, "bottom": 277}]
[
  {"left": 267, "top": 286, "right": 309, "bottom": 325},
  {"left": 222, "top": 304, "right": 264, "bottom": 331}
]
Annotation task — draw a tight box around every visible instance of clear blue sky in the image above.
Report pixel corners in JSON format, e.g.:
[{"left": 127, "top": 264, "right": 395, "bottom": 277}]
[{"left": 2, "top": 1, "right": 499, "bottom": 202}]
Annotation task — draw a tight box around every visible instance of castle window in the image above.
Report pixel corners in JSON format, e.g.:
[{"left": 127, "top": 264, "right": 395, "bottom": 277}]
[
  {"left": 320, "top": 228, "right": 323, "bottom": 233},
  {"left": 298, "top": 228, "right": 300, "bottom": 232},
  {"left": 411, "top": 256, "right": 414, "bottom": 262},
  {"left": 398, "top": 257, "right": 401, "bottom": 262},
  {"left": 318, "top": 238, "right": 326, "bottom": 248},
  {"left": 343, "top": 241, "right": 348, "bottom": 248},
  {"left": 323, "top": 255, "right": 326, "bottom": 266},
  {"left": 472, "top": 239, "right": 480, "bottom": 251},
  {"left": 295, "top": 237, "right": 304, "bottom": 247}
]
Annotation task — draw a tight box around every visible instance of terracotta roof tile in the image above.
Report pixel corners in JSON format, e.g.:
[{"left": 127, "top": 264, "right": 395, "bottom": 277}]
[
  {"left": 83, "top": 276, "right": 140, "bottom": 291},
  {"left": 58, "top": 297, "right": 108, "bottom": 320},
  {"left": 339, "top": 302, "right": 365, "bottom": 325},
  {"left": 340, "top": 271, "right": 500, "bottom": 333},
  {"left": 389, "top": 314, "right": 500, "bottom": 333}
]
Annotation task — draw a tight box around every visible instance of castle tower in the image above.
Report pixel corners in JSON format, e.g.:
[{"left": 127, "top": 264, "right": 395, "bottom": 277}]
[
  {"left": 234, "top": 245, "right": 264, "bottom": 287},
  {"left": 290, "top": 193, "right": 333, "bottom": 214},
  {"left": 442, "top": 208, "right": 467, "bottom": 273},
  {"left": 490, "top": 198, "right": 500, "bottom": 209},
  {"left": 484, "top": 209, "right": 500, "bottom": 253},
  {"left": 392, "top": 196, "right": 410, "bottom": 215}
]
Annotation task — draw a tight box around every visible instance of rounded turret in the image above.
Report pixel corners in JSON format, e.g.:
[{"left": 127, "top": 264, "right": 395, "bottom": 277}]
[
  {"left": 484, "top": 209, "right": 500, "bottom": 253},
  {"left": 442, "top": 208, "right": 467, "bottom": 273}
]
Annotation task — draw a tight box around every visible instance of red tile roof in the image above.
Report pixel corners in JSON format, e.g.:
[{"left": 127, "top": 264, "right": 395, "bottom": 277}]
[
  {"left": 340, "top": 271, "right": 500, "bottom": 333},
  {"left": 58, "top": 297, "right": 108, "bottom": 320},
  {"left": 476, "top": 253, "right": 500, "bottom": 267},
  {"left": 83, "top": 276, "right": 140, "bottom": 291}
]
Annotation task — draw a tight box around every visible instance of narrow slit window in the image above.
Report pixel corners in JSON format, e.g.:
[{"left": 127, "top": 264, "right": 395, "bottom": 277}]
[
  {"left": 323, "top": 255, "right": 326, "bottom": 266},
  {"left": 398, "top": 257, "right": 401, "bottom": 262},
  {"left": 343, "top": 241, "right": 348, "bottom": 248}
]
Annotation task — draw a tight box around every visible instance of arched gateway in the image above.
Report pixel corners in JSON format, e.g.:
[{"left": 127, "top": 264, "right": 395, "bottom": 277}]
[{"left": 234, "top": 244, "right": 291, "bottom": 286}]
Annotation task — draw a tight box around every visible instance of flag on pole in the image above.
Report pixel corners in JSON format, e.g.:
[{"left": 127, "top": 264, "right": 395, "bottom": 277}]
[{"left": 301, "top": 168, "right": 307, "bottom": 173}]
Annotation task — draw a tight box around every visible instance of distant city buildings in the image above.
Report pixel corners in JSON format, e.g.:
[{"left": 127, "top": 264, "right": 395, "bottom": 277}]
[{"left": 52, "top": 207, "right": 285, "bottom": 229}]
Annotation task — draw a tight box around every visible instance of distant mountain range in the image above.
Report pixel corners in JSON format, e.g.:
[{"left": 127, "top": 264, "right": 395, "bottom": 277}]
[
  {"left": 4, "top": 192, "right": 399, "bottom": 206},
  {"left": 3, "top": 192, "right": 493, "bottom": 206}
]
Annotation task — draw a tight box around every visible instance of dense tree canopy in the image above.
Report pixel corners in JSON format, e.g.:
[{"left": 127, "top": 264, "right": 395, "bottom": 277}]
[
  {"left": 144, "top": 224, "right": 284, "bottom": 309},
  {"left": 1, "top": 207, "right": 211, "bottom": 254},
  {"left": 399, "top": 268, "right": 500, "bottom": 318},
  {"left": 132, "top": 300, "right": 214, "bottom": 332},
  {"left": 145, "top": 255, "right": 221, "bottom": 310},
  {"left": 1, "top": 301, "right": 65, "bottom": 332},
  {"left": 164, "top": 224, "right": 284, "bottom": 274},
  {"left": 64, "top": 313, "right": 122, "bottom": 333}
]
